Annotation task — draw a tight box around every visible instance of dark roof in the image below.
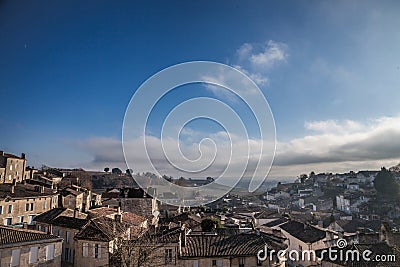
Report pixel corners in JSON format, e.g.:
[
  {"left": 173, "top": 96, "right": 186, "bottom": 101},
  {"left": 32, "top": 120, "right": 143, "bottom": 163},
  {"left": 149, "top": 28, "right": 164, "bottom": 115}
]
[
  {"left": 0, "top": 226, "right": 61, "bottom": 247},
  {"left": 263, "top": 217, "right": 289, "bottom": 228},
  {"left": 34, "top": 208, "right": 67, "bottom": 223},
  {"left": 336, "top": 219, "right": 382, "bottom": 233},
  {"left": 74, "top": 217, "right": 128, "bottom": 242},
  {"left": 254, "top": 209, "right": 280, "bottom": 219},
  {"left": 137, "top": 226, "right": 182, "bottom": 244},
  {"left": 60, "top": 188, "right": 83, "bottom": 197},
  {"left": 181, "top": 231, "right": 286, "bottom": 258},
  {"left": 102, "top": 187, "right": 151, "bottom": 199},
  {"left": 121, "top": 198, "right": 154, "bottom": 219},
  {"left": 159, "top": 213, "right": 201, "bottom": 229},
  {"left": 51, "top": 216, "right": 88, "bottom": 230},
  {"left": 34, "top": 208, "right": 87, "bottom": 224},
  {"left": 0, "top": 153, "right": 24, "bottom": 160},
  {"left": 280, "top": 221, "right": 326, "bottom": 243},
  {"left": 0, "top": 183, "right": 56, "bottom": 199}
]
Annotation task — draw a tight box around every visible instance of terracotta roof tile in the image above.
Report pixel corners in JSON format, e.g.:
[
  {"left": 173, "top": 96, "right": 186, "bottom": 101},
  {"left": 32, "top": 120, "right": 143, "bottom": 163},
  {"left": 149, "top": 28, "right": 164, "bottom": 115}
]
[{"left": 0, "top": 226, "right": 61, "bottom": 247}]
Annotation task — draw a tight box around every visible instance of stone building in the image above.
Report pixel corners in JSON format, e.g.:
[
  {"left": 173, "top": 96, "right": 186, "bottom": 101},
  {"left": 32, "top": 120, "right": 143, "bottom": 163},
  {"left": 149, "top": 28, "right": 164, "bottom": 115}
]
[
  {"left": 34, "top": 208, "right": 88, "bottom": 267},
  {"left": 74, "top": 216, "right": 130, "bottom": 267},
  {"left": 0, "top": 225, "right": 63, "bottom": 267},
  {"left": 59, "top": 186, "right": 101, "bottom": 212},
  {"left": 102, "top": 187, "right": 159, "bottom": 225},
  {"left": 0, "top": 151, "right": 26, "bottom": 184},
  {"left": 0, "top": 183, "right": 58, "bottom": 226}
]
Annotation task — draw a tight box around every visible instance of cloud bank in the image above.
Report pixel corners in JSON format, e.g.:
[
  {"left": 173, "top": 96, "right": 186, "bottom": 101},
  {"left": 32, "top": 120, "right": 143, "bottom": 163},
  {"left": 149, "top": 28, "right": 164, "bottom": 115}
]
[{"left": 75, "top": 115, "right": 400, "bottom": 177}]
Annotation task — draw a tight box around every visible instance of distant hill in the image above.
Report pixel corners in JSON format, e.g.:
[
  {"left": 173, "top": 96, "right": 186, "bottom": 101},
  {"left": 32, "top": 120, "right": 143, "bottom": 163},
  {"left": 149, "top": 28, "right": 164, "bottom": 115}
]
[{"left": 389, "top": 163, "right": 400, "bottom": 173}]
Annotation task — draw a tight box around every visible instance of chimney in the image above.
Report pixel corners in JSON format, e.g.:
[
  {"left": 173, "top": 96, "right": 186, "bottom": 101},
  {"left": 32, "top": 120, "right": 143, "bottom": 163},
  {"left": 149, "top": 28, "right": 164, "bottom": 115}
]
[
  {"left": 180, "top": 226, "right": 187, "bottom": 248},
  {"left": 21, "top": 153, "right": 26, "bottom": 159},
  {"left": 11, "top": 185, "right": 15, "bottom": 194},
  {"left": 114, "top": 207, "right": 122, "bottom": 223},
  {"left": 40, "top": 186, "right": 45, "bottom": 193}
]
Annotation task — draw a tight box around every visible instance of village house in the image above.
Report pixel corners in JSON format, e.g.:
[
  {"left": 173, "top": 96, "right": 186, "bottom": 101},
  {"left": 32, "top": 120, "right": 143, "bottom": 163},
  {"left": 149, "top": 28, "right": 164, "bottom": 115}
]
[
  {"left": 0, "top": 151, "right": 26, "bottom": 184},
  {"left": 336, "top": 193, "right": 369, "bottom": 214},
  {"left": 74, "top": 216, "right": 130, "bottom": 267},
  {"left": 277, "top": 220, "right": 328, "bottom": 266},
  {"left": 0, "top": 225, "right": 63, "bottom": 267},
  {"left": 59, "top": 186, "right": 100, "bottom": 212},
  {"left": 87, "top": 207, "right": 148, "bottom": 239},
  {"left": 0, "top": 182, "right": 58, "bottom": 226},
  {"left": 34, "top": 207, "right": 88, "bottom": 267},
  {"left": 102, "top": 187, "right": 159, "bottom": 225}
]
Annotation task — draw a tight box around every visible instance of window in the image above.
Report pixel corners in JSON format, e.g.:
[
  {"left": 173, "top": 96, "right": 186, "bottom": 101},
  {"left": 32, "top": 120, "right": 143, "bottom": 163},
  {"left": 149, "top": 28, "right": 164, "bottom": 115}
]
[
  {"left": 65, "top": 248, "right": 70, "bottom": 262},
  {"left": 43, "top": 200, "right": 47, "bottom": 209},
  {"left": 165, "top": 248, "right": 173, "bottom": 264},
  {"left": 66, "top": 231, "right": 70, "bottom": 243},
  {"left": 239, "top": 258, "right": 245, "bottom": 267},
  {"left": 193, "top": 260, "right": 199, "bottom": 267},
  {"left": 212, "top": 259, "right": 223, "bottom": 267},
  {"left": 4, "top": 218, "right": 12, "bottom": 226},
  {"left": 83, "top": 243, "right": 88, "bottom": 257},
  {"left": 11, "top": 249, "right": 20, "bottom": 267},
  {"left": 0, "top": 206, "right": 3, "bottom": 214},
  {"left": 29, "top": 246, "right": 38, "bottom": 264},
  {"left": 30, "top": 203, "right": 34, "bottom": 211},
  {"left": 28, "top": 215, "right": 35, "bottom": 225},
  {"left": 8, "top": 204, "right": 12, "bottom": 213},
  {"left": 38, "top": 225, "right": 42, "bottom": 232},
  {"left": 20, "top": 216, "right": 24, "bottom": 223},
  {"left": 46, "top": 244, "right": 55, "bottom": 261},
  {"left": 93, "top": 244, "right": 101, "bottom": 259},
  {"left": 26, "top": 203, "right": 29, "bottom": 211}
]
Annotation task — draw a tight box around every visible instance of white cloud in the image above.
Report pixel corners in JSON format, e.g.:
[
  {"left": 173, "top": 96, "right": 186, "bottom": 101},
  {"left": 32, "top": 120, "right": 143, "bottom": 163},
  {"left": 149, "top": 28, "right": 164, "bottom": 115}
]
[
  {"left": 248, "top": 40, "right": 288, "bottom": 70},
  {"left": 75, "top": 115, "right": 400, "bottom": 177},
  {"left": 202, "top": 40, "right": 288, "bottom": 99}
]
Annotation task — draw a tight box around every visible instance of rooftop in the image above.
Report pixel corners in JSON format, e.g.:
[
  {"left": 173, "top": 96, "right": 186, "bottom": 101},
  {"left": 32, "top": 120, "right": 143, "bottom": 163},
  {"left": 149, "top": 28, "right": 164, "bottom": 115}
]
[
  {"left": 0, "top": 225, "right": 62, "bottom": 247},
  {"left": 0, "top": 183, "right": 56, "bottom": 199},
  {"left": 181, "top": 231, "right": 287, "bottom": 258},
  {"left": 280, "top": 220, "right": 326, "bottom": 243},
  {"left": 74, "top": 216, "right": 128, "bottom": 242}
]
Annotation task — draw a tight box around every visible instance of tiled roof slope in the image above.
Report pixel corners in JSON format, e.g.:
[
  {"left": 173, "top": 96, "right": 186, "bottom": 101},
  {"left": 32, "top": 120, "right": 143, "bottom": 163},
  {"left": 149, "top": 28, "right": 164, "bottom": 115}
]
[
  {"left": 34, "top": 207, "right": 87, "bottom": 223},
  {"left": 181, "top": 232, "right": 286, "bottom": 258},
  {"left": 74, "top": 217, "right": 128, "bottom": 242},
  {"left": 280, "top": 220, "right": 326, "bottom": 243},
  {"left": 0, "top": 226, "right": 61, "bottom": 247},
  {"left": 34, "top": 208, "right": 67, "bottom": 222},
  {"left": 0, "top": 183, "right": 56, "bottom": 199},
  {"left": 51, "top": 216, "right": 88, "bottom": 230}
]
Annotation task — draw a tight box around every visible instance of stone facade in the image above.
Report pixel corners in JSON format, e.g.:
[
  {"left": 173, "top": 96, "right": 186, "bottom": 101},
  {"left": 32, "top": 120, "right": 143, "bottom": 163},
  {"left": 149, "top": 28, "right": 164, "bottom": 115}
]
[
  {"left": 0, "top": 226, "right": 63, "bottom": 267},
  {"left": 0, "top": 241, "right": 62, "bottom": 267},
  {"left": 0, "top": 183, "right": 58, "bottom": 226},
  {"left": 0, "top": 151, "right": 26, "bottom": 184}
]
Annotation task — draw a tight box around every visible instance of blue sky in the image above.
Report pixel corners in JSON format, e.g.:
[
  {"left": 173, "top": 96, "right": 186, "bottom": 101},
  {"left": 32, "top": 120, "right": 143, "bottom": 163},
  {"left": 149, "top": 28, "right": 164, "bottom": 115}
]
[{"left": 1, "top": 0, "right": 400, "bottom": 177}]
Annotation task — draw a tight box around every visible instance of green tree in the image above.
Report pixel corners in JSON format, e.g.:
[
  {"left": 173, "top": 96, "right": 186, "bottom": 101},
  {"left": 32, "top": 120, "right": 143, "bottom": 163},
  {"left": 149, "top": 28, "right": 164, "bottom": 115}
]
[
  {"left": 201, "top": 218, "right": 218, "bottom": 232},
  {"left": 374, "top": 167, "right": 400, "bottom": 199},
  {"left": 104, "top": 167, "right": 110, "bottom": 173}
]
